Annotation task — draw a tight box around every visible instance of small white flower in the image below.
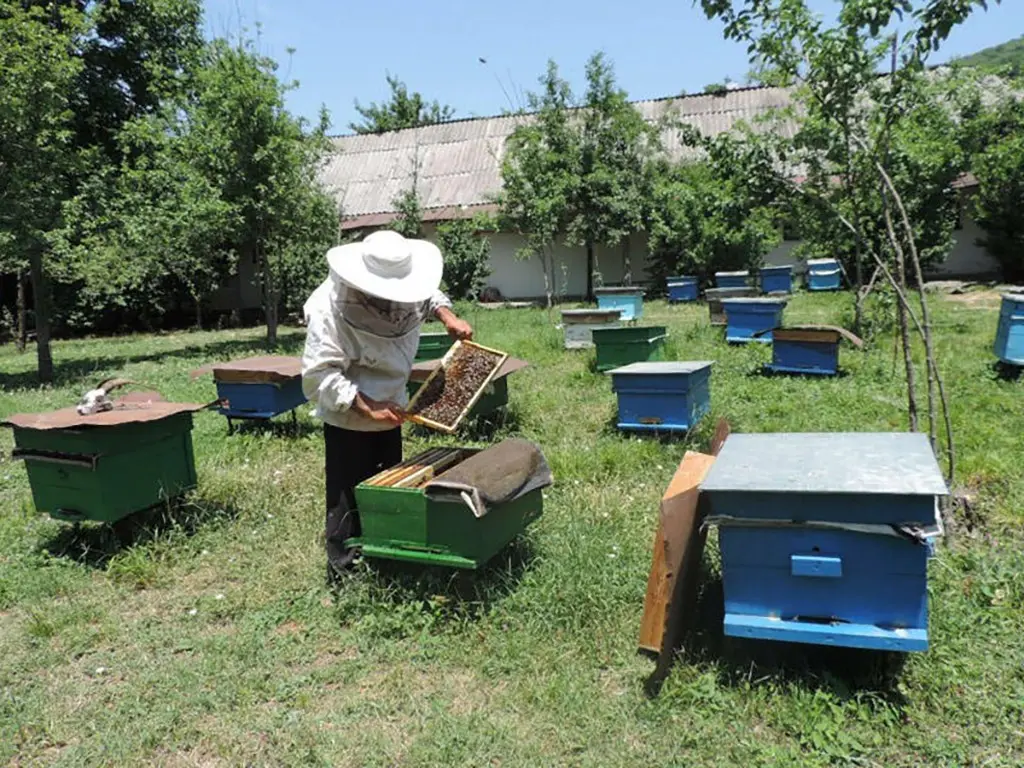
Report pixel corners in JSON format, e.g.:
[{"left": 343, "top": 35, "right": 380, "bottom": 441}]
[
  {"left": 215, "top": 593, "right": 225, "bottom": 601},
  {"left": 188, "top": 608, "right": 198, "bottom": 616},
  {"left": 201, "top": 549, "right": 209, "bottom": 556},
  {"left": 266, "top": 513, "right": 274, "bottom": 518},
  {"left": 94, "top": 666, "right": 107, "bottom": 675},
  {"left": 608, "top": 553, "right": 617, "bottom": 559}
]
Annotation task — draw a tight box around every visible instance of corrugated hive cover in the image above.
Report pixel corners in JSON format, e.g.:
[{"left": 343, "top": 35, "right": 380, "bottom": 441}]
[
  {"left": 609, "top": 361, "right": 714, "bottom": 375},
  {"left": 701, "top": 432, "right": 947, "bottom": 496}
]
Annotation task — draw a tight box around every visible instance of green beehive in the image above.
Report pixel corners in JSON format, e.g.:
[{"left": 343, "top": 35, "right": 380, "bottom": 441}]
[
  {"left": 5, "top": 399, "right": 203, "bottom": 524},
  {"left": 350, "top": 443, "right": 549, "bottom": 569},
  {"left": 415, "top": 332, "right": 454, "bottom": 362},
  {"left": 592, "top": 325, "right": 668, "bottom": 372}
]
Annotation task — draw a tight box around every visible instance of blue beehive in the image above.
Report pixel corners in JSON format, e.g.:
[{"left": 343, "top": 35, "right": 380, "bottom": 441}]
[
  {"left": 761, "top": 326, "right": 863, "bottom": 376},
  {"left": 595, "top": 287, "right": 644, "bottom": 321},
  {"left": 759, "top": 265, "right": 793, "bottom": 295},
  {"left": 608, "top": 361, "right": 713, "bottom": 434},
  {"left": 807, "top": 258, "right": 842, "bottom": 291},
  {"left": 722, "top": 298, "right": 786, "bottom": 343},
  {"left": 206, "top": 356, "right": 307, "bottom": 431},
  {"left": 993, "top": 292, "right": 1024, "bottom": 367},
  {"left": 716, "top": 270, "right": 751, "bottom": 289},
  {"left": 667, "top": 276, "right": 699, "bottom": 303},
  {"left": 701, "top": 432, "right": 946, "bottom": 652}
]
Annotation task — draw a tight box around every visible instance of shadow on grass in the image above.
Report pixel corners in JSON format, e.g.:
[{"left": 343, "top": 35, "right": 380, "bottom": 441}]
[
  {"left": 0, "top": 331, "right": 305, "bottom": 390},
  {"left": 225, "top": 414, "right": 319, "bottom": 440},
  {"left": 37, "top": 494, "right": 241, "bottom": 570},
  {"left": 646, "top": 562, "right": 909, "bottom": 707},
  {"left": 993, "top": 361, "right": 1023, "bottom": 382},
  {"left": 754, "top": 365, "right": 851, "bottom": 380},
  {"left": 337, "top": 537, "right": 537, "bottom": 626}
]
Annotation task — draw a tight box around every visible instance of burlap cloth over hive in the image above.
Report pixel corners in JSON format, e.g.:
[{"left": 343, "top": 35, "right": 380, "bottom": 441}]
[{"left": 424, "top": 438, "right": 553, "bottom": 518}]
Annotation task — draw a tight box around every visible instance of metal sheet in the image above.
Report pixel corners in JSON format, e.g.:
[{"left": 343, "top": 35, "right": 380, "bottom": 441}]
[
  {"left": 594, "top": 286, "right": 645, "bottom": 296},
  {"left": 4, "top": 397, "right": 208, "bottom": 431},
  {"left": 192, "top": 355, "right": 302, "bottom": 384},
  {"left": 721, "top": 298, "right": 788, "bottom": 305},
  {"left": 1002, "top": 293, "right": 1024, "bottom": 303},
  {"left": 608, "top": 361, "right": 714, "bottom": 376},
  {"left": 561, "top": 309, "right": 622, "bottom": 321},
  {"left": 701, "top": 433, "right": 948, "bottom": 496},
  {"left": 806, "top": 258, "right": 839, "bottom": 265},
  {"left": 716, "top": 271, "right": 750, "bottom": 277}
]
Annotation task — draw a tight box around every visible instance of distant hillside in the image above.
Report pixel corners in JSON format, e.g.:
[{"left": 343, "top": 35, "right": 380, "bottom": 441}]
[{"left": 954, "top": 36, "right": 1024, "bottom": 75}]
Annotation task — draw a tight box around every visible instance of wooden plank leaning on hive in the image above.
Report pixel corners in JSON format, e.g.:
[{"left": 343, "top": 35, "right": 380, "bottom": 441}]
[{"left": 638, "top": 420, "right": 730, "bottom": 682}]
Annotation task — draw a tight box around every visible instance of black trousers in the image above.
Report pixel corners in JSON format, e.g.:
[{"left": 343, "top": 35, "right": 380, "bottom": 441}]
[{"left": 324, "top": 424, "right": 402, "bottom": 572}]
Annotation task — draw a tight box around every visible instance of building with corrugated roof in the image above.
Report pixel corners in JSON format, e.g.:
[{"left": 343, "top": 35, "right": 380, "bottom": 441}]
[{"left": 217, "top": 84, "right": 997, "bottom": 308}]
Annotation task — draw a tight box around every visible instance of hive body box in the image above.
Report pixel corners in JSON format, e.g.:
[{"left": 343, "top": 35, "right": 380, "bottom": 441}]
[
  {"left": 760, "top": 265, "right": 793, "bottom": 295},
  {"left": 767, "top": 328, "right": 842, "bottom": 375},
  {"left": 595, "top": 287, "right": 644, "bottom": 321},
  {"left": 705, "top": 287, "right": 756, "bottom": 326},
  {"left": 592, "top": 325, "right": 668, "bottom": 372},
  {"left": 9, "top": 410, "right": 199, "bottom": 524},
  {"left": 667, "top": 276, "right": 699, "bottom": 303},
  {"left": 209, "top": 356, "right": 306, "bottom": 426},
  {"left": 994, "top": 293, "right": 1024, "bottom": 367},
  {"left": 351, "top": 450, "right": 543, "bottom": 569},
  {"left": 701, "top": 433, "right": 946, "bottom": 652},
  {"left": 807, "top": 258, "right": 842, "bottom": 291},
  {"left": 416, "top": 332, "right": 454, "bottom": 362},
  {"left": 716, "top": 271, "right": 751, "bottom": 289},
  {"left": 609, "top": 362, "right": 713, "bottom": 433},
  {"left": 722, "top": 298, "right": 787, "bottom": 343},
  {"left": 561, "top": 309, "right": 623, "bottom": 349}
]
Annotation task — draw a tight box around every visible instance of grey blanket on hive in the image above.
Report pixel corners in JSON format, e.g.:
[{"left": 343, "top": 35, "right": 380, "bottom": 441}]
[{"left": 424, "top": 438, "right": 553, "bottom": 518}]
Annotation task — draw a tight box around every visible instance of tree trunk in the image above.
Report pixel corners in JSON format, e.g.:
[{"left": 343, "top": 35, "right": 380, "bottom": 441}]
[
  {"left": 194, "top": 292, "right": 203, "bottom": 331},
  {"left": 586, "top": 242, "right": 594, "bottom": 302},
  {"left": 885, "top": 203, "right": 918, "bottom": 432},
  {"left": 261, "top": 246, "right": 278, "bottom": 348},
  {"left": 622, "top": 240, "right": 632, "bottom": 286},
  {"left": 28, "top": 249, "right": 53, "bottom": 383},
  {"left": 539, "top": 251, "right": 553, "bottom": 310},
  {"left": 16, "top": 272, "right": 27, "bottom": 353}
]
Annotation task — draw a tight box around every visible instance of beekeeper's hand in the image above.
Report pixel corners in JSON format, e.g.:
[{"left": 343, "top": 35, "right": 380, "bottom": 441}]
[
  {"left": 436, "top": 307, "right": 473, "bottom": 341},
  {"left": 353, "top": 393, "right": 404, "bottom": 426}
]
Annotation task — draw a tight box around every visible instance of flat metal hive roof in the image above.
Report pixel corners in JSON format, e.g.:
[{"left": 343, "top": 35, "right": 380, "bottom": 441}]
[
  {"left": 608, "top": 361, "right": 714, "bottom": 375},
  {"left": 716, "top": 270, "right": 750, "bottom": 276},
  {"left": 807, "top": 258, "right": 839, "bottom": 265},
  {"left": 701, "top": 432, "right": 948, "bottom": 496},
  {"left": 1001, "top": 292, "right": 1024, "bottom": 302},
  {"left": 560, "top": 308, "right": 621, "bottom": 316},
  {"left": 721, "top": 297, "right": 788, "bottom": 305}
]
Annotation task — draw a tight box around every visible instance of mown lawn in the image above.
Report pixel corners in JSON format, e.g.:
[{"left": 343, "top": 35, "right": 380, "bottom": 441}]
[{"left": 1, "top": 289, "right": 1022, "bottom": 767}]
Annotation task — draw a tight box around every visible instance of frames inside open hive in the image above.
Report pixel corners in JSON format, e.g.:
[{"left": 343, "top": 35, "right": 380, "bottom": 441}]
[
  {"left": 363, "top": 447, "right": 474, "bottom": 489},
  {"left": 406, "top": 341, "right": 508, "bottom": 433}
]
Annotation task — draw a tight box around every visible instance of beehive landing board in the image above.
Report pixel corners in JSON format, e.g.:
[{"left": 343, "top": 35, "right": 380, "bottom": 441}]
[
  {"left": 407, "top": 341, "right": 508, "bottom": 433},
  {"left": 701, "top": 432, "right": 947, "bottom": 496}
]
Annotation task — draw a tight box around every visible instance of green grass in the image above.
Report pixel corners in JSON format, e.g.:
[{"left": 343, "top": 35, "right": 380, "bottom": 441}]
[{"left": 1, "top": 290, "right": 1023, "bottom": 766}]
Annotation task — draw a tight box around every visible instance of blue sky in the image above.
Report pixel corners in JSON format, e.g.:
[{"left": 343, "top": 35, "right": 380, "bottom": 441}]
[{"left": 202, "top": 0, "right": 1022, "bottom": 135}]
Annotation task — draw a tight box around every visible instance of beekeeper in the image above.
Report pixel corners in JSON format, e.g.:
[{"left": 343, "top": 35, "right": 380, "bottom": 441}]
[{"left": 302, "top": 229, "right": 473, "bottom": 579}]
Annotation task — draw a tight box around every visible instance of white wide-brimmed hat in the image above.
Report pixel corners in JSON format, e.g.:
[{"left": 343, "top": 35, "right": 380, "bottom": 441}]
[{"left": 326, "top": 230, "right": 443, "bottom": 304}]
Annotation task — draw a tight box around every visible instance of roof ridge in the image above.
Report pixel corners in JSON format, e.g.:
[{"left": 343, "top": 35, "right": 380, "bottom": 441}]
[{"left": 327, "top": 83, "right": 785, "bottom": 139}]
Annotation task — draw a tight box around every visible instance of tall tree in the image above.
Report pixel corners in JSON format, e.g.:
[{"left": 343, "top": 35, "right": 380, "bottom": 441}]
[
  {"left": 697, "top": 0, "right": 998, "bottom": 481},
  {"left": 500, "top": 61, "right": 580, "bottom": 309},
  {"left": 188, "top": 38, "right": 337, "bottom": 347},
  {"left": 0, "top": 1, "right": 85, "bottom": 381},
  {"left": 567, "top": 53, "right": 659, "bottom": 297},
  {"left": 350, "top": 74, "right": 455, "bottom": 134}
]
